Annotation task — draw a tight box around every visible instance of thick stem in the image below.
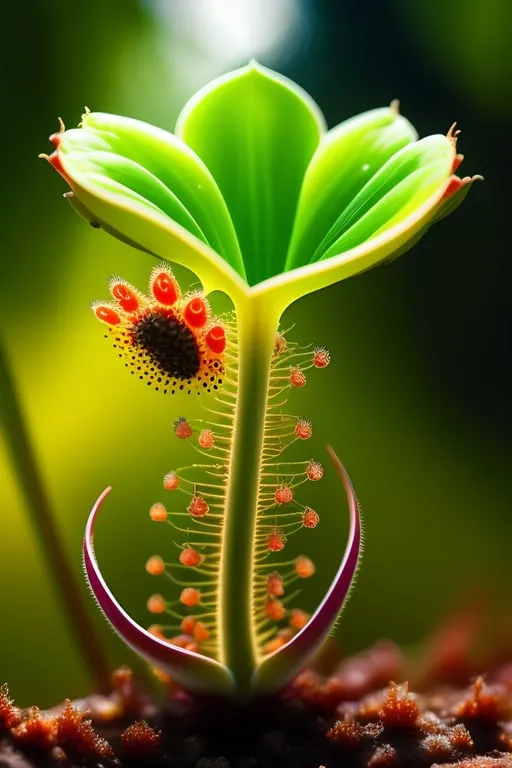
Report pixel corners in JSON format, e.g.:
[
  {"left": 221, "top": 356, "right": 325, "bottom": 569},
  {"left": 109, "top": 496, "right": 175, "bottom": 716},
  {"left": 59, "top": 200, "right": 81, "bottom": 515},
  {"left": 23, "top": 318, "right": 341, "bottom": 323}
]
[{"left": 218, "top": 297, "right": 280, "bottom": 695}]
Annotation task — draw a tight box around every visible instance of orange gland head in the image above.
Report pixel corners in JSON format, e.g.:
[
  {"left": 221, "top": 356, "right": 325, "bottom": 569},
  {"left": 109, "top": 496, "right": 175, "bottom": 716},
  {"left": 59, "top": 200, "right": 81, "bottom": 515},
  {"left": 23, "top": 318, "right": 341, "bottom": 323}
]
[
  {"left": 163, "top": 471, "right": 179, "bottom": 490},
  {"left": 180, "top": 587, "right": 201, "bottom": 607},
  {"left": 147, "top": 624, "right": 165, "bottom": 640},
  {"left": 149, "top": 503, "right": 168, "bottom": 522},
  {"left": 289, "top": 608, "right": 310, "bottom": 630},
  {"left": 110, "top": 280, "right": 140, "bottom": 313},
  {"left": 268, "top": 528, "right": 286, "bottom": 552},
  {"left": 179, "top": 546, "right": 202, "bottom": 567},
  {"left": 169, "top": 635, "right": 198, "bottom": 652},
  {"left": 147, "top": 594, "right": 167, "bottom": 614},
  {"left": 275, "top": 484, "right": 293, "bottom": 505},
  {"left": 150, "top": 267, "right": 179, "bottom": 306},
  {"left": 184, "top": 296, "right": 208, "bottom": 329},
  {"left": 180, "top": 616, "right": 196, "bottom": 635},
  {"left": 174, "top": 417, "right": 192, "bottom": 439},
  {"left": 295, "top": 555, "right": 316, "bottom": 578},
  {"left": 205, "top": 325, "right": 226, "bottom": 355},
  {"left": 267, "top": 571, "right": 284, "bottom": 597},
  {"left": 290, "top": 366, "right": 307, "bottom": 388},
  {"left": 198, "top": 429, "right": 215, "bottom": 449},
  {"left": 263, "top": 637, "right": 286, "bottom": 655},
  {"left": 295, "top": 418, "right": 312, "bottom": 440},
  {"left": 193, "top": 622, "right": 210, "bottom": 643},
  {"left": 306, "top": 459, "right": 324, "bottom": 481},
  {"left": 303, "top": 507, "right": 320, "bottom": 528},
  {"left": 313, "top": 346, "right": 331, "bottom": 368},
  {"left": 93, "top": 304, "right": 122, "bottom": 326},
  {"left": 145, "top": 555, "right": 165, "bottom": 576},
  {"left": 188, "top": 494, "right": 209, "bottom": 517},
  {"left": 265, "top": 599, "right": 287, "bottom": 622}
]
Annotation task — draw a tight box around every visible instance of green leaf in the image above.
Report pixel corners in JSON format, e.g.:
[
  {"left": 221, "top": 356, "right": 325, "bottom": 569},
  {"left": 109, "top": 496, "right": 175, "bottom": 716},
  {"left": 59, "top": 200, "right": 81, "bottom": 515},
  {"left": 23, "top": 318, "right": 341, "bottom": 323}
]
[
  {"left": 286, "top": 107, "right": 418, "bottom": 270},
  {"left": 176, "top": 62, "right": 325, "bottom": 285},
  {"left": 52, "top": 116, "right": 249, "bottom": 299},
  {"left": 55, "top": 112, "right": 246, "bottom": 285},
  {"left": 318, "top": 135, "right": 455, "bottom": 261},
  {"left": 67, "top": 150, "right": 209, "bottom": 242},
  {"left": 252, "top": 135, "right": 455, "bottom": 316}
]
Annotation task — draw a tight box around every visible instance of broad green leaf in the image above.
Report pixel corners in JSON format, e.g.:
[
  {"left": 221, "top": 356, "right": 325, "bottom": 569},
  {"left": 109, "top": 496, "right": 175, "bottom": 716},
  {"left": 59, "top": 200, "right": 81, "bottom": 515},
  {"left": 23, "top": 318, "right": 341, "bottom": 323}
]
[
  {"left": 251, "top": 140, "right": 455, "bottom": 316},
  {"left": 66, "top": 150, "right": 209, "bottom": 241},
  {"left": 318, "top": 135, "right": 455, "bottom": 261},
  {"left": 176, "top": 62, "right": 325, "bottom": 285},
  {"left": 56, "top": 112, "right": 245, "bottom": 279},
  {"left": 286, "top": 107, "right": 417, "bottom": 270}
]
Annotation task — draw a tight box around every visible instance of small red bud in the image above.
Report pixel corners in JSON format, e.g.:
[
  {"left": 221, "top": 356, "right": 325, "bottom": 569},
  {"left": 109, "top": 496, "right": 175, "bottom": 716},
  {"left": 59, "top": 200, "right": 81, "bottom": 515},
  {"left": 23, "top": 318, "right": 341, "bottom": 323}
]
[
  {"left": 306, "top": 459, "right": 324, "bottom": 481},
  {"left": 275, "top": 484, "right": 293, "bottom": 505},
  {"left": 174, "top": 417, "right": 192, "bottom": 439},
  {"left": 290, "top": 366, "right": 306, "bottom": 388},
  {"left": 313, "top": 346, "right": 330, "bottom": 368},
  {"left": 303, "top": 507, "right": 320, "bottom": 528},
  {"left": 188, "top": 495, "right": 209, "bottom": 517}
]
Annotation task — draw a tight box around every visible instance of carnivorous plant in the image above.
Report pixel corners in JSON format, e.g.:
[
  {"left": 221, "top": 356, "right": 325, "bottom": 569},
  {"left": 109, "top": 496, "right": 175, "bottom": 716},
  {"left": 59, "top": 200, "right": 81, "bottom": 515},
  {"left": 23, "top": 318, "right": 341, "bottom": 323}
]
[{"left": 42, "top": 63, "right": 479, "bottom": 698}]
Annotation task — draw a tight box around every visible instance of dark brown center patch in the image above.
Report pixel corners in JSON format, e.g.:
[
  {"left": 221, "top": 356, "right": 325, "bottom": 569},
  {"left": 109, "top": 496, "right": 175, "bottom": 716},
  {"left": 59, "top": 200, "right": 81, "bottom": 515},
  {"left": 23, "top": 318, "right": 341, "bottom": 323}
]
[{"left": 133, "top": 312, "right": 201, "bottom": 379}]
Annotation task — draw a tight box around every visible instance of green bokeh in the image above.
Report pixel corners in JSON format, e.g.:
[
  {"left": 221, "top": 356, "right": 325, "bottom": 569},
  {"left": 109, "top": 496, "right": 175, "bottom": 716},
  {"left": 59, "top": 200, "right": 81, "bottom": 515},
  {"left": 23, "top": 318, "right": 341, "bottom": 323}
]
[{"left": 1, "top": 0, "right": 511, "bottom": 707}]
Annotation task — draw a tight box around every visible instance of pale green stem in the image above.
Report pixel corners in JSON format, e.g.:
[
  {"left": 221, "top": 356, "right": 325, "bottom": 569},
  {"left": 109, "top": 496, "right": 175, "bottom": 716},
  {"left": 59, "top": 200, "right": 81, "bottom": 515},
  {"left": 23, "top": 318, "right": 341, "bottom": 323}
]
[{"left": 218, "top": 296, "right": 281, "bottom": 695}]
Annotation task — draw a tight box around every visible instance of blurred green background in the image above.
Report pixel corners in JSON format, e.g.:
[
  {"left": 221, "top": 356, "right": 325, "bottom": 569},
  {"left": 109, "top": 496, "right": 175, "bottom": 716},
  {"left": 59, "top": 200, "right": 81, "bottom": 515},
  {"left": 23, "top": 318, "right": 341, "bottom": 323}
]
[{"left": 1, "top": 0, "right": 511, "bottom": 707}]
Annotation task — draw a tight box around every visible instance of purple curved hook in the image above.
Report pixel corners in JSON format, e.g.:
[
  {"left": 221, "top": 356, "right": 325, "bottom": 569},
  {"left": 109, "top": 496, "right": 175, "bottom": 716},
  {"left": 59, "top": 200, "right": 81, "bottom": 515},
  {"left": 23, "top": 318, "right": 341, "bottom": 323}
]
[
  {"left": 251, "top": 446, "right": 362, "bottom": 694},
  {"left": 83, "top": 487, "right": 234, "bottom": 695}
]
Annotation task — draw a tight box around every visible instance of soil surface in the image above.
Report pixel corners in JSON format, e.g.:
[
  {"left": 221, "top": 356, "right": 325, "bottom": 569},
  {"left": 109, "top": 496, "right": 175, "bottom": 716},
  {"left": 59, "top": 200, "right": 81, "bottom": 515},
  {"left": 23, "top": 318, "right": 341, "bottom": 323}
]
[{"left": 3, "top": 636, "right": 512, "bottom": 768}]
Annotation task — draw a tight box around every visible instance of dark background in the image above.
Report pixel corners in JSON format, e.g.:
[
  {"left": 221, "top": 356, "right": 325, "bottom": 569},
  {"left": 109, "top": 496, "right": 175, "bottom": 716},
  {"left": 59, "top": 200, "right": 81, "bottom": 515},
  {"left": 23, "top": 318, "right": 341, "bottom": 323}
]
[{"left": 0, "top": 0, "right": 510, "bottom": 706}]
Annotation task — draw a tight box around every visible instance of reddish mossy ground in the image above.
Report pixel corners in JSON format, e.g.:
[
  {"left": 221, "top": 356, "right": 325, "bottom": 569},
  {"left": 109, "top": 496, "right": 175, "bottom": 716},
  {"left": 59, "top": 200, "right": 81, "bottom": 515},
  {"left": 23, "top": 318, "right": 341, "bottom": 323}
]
[{"left": 3, "top": 616, "right": 512, "bottom": 767}]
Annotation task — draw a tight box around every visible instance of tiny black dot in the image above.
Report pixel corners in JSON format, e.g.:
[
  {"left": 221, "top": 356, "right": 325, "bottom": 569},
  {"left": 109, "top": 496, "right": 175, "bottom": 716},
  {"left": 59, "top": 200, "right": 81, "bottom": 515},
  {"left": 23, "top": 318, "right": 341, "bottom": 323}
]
[{"left": 90, "top": 221, "right": 100, "bottom": 229}]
